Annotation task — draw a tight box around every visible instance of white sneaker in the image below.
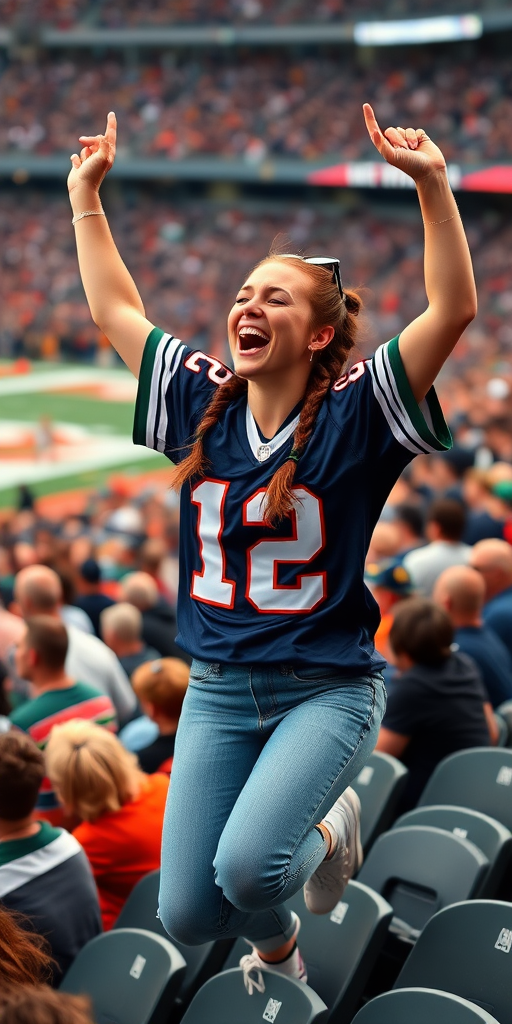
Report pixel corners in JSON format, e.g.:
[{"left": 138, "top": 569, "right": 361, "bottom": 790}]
[
  {"left": 240, "top": 912, "right": 307, "bottom": 995},
  {"left": 304, "top": 786, "right": 363, "bottom": 915}
]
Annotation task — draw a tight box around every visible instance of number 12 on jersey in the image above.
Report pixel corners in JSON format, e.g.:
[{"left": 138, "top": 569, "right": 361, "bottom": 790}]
[{"left": 191, "top": 479, "right": 326, "bottom": 614}]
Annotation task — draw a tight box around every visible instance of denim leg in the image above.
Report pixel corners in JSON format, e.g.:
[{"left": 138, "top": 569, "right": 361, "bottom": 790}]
[{"left": 159, "top": 663, "right": 386, "bottom": 949}]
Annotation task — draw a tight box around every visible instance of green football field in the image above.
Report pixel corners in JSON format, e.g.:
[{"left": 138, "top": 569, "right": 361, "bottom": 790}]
[{"left": 0, "top": 363, "right": 167, "bottom": 508}]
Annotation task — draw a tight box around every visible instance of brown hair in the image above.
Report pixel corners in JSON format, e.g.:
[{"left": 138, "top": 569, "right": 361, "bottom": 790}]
[
  {"left": 25, "top": 616, "right": 68, "bottom": 673},
  {"left": 390, "top": 597, "right": 454, "bottom": 667},
  {"left": 0, "top": 732, "right": 44, "bottom": 821},
  {"left": 45, "top": 719, "right": 143, "bottom": 822},
  {"left": 171, "top": 253, "right": 361, "bottom": 525},
  {"left": 132, "top": 658, "right": 189, "bottom": 718},
  {"left": 0, "top": 906, "right": 53, "bottom": 992},
  {"left": 0, "top": 987, "right": 93, "bottom": 1024},
  {"left": 426, "top": 498, "right": 466, "bottom": 542}
]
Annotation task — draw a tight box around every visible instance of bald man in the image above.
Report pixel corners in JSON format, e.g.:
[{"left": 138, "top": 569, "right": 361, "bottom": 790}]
[
  {"left": 12, "top": 566, "right": 136, "bottom": 725},
  {"left": 433, "top": 565, "right": 512, "bottom": 708},
  {"left": 120, "top": 572, "right": 184, "bottom": 661},
  {"left": 469, "top": 539, "right": 512, "bottom": 665}
]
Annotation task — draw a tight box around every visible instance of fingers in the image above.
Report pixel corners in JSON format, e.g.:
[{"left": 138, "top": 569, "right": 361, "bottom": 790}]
[
  {"left": 70, "top": 154, "right": 81, "bottom": 169},
  {"left": 384, "top": 126, "right": 408, "bottom": 150},
  {"left": 105, "top": 111, "right": 117, "bottom": 143},
  {"left": 362, "top": 102, "right": 382, "bottom": 145}
]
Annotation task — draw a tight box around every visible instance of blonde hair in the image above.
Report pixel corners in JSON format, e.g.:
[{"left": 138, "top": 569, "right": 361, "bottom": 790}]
[
  {"left": 132, "top": 658, "right": 189, "bottom": 718},
  {"left": 45, "top": 720, "right": 143, "bottom": 822},
  {"left": 171, "top": 252, "right": 361, "bottom": 525}
]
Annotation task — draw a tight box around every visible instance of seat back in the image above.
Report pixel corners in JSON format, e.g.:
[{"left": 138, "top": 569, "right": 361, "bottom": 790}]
[
  {"left": 496, "top": 701, "right": 512, "bottom": 748},
  {"left": 357, "top": 826, "right": 489, "bottom": 936},
  {"left": 393, "top": 805, "right": 512, "bottom": 897},
  {"left": 418, "top": 748, "right": 512, "bottom": 830},
  {"left": 180, "top": 968, "right": 328, "bottom": 1023},
  {"left": 352, "top": 987, "right": 501, "bottom": 1024},
  {"left": 223, "top": 881, "right": 392, "bottom": 1024},
  {"left": 60, "top": 927, "right": 186, "bottom": 1024},
  {"left": 351, "top": 751, "right": 409, "bottom": 851},
  {"left": 113, "top": 871, "right": 227, "bottom": 1001},
  {"left": 395, "top": 899, "right": 512, "bottom": 1024}
]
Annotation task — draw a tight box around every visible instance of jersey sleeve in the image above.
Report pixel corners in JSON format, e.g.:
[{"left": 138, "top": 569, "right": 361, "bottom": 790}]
[
  {"left": 132, "top": 326, "right": 232, "bottom": 461},
  {"left": 368, "top": 334, "right": 452, "bottom": 456}
]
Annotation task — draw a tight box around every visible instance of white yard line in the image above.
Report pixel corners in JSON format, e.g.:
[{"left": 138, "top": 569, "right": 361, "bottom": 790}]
[
  {"left": 0, "top": 440, "right": 158, "bottom": 490},
  {"left": 0, "top": 366, "right": 133, "bottom": 397}
]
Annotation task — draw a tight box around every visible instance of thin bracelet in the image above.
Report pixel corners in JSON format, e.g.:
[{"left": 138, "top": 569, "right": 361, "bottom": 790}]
[
  {"left": 72, "top": 209, "right": 105, "bottom": 225},
  {"left": 426, "top": 214, "right": 455, "bottom": 225}
]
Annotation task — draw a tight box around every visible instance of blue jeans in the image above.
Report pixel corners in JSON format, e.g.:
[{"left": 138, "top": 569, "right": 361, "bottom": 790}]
[{"left": 159, "top": 661, "right": 386, "bottom": 950}]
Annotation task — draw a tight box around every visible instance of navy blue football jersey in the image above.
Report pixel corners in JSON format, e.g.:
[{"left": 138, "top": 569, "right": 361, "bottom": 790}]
[{"left": 133, "top": 328, "right": 451, "bottom": 673}]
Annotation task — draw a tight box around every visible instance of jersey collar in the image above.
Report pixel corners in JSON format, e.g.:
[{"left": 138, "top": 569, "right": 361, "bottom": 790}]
[{"left": 245, "top": 403, "right": 300, "bottom": 463}]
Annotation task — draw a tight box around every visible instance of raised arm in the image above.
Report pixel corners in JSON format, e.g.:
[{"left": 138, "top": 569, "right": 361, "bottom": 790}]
[
  {"left": 363, "top": 103, "right": 477, "bottom": 402},
  {"left": 68, "top": 112, "right": 154, "bottom": 377}
]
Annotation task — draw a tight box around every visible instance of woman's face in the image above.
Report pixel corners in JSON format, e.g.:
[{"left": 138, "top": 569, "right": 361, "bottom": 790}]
[{"left": 227, "top": 261, "right": 322, "bottom": 380}]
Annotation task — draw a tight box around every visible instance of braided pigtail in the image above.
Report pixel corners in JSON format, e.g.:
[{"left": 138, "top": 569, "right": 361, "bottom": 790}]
[{"left": 170, "top": 375, "right": 248, "bottom": 491}]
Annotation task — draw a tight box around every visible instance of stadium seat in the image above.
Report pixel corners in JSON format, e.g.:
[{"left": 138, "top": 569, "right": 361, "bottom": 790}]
[
  {"left": 60, "top": 927, "right": 186, "bottom": 1024},
  {"left": 113, "top": 870, "right": 231, "bottom": 1005},
  {"left": 418, "top": 748, "right": 512, "bottom": 831},
  {"left": 496, "top": 701, "right": 512, "bottom": 748},
  {"left": 394, "top": 899, "right": 512, "bottom": 1024},
  {"left": 392, "top": 805, "right": 512, "bottom": 898},
  {"left": 223, "top": 880, "right": 393, "bottom": 1023},
  {"left": 356, "top": 825, "right": 489, "bottom": 941},
  {"left": 351, "top": 987, "right": 501, "bottom": 1024},
  {"left": 494, "top": 712, "right": 510, "bottom": 747},
  {"left": 350, "top": 751, "right": 409, "bottom": 852},
  {"left": 179, "top": 967, "right": 327, "bottom": 1023}
]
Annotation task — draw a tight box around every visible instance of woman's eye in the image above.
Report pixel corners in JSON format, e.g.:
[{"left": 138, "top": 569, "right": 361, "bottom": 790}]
[{"left": 235, "top": 297, "right": 247, "bottom": 304}]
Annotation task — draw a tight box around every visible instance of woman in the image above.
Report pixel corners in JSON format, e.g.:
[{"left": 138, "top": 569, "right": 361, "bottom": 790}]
[
  {"left": 0, "top": 905, "right": 53, "bottom": 998},
  {"left": 67, "top": 104, "right": 476, "bottom": 990},
  {"left": 45, "top": 720, "right": 168, "bottom": 930}
]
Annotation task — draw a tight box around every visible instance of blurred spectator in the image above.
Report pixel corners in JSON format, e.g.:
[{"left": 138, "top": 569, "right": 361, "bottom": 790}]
[
  {"left": 0, "top": 732, "right": 101, "bottom": 980},
  {"left": 365, "top": 557, "right": 414, "bottom": 663},
  {"left": 403, "top": 498, "right": 470, "bottom": 596},
  {"left": 120, "top": 572, "right": 184, "bottom": 660},
  {"left": 391, "top": 502, "right": 425, "bottom": 560},
  {"left": 376, "top": 597, "right": 497, "bottom": 812},
  {"left": 9, "top": 615, "right": 116, "bottom": 823},
  {"left": 462, "top": 467, "right": 506, "bottom": 545},
  {"left": 131, "top": 657, "right": 189, "bottom": 774},
  {"left": 365, "top": 521, "right": 401, "bottom": 566},
  {"left": 139, "top": 537, "right": 177, "bottom": 607},
  {"left": 0, "top": 596, "right": 24, "bottom": 664},
  {"left": 45, "top": 720, "right": 169, "bottom": 929},
  {"left": 433, "top": 564, "right": 512, "bottom": 709},
  {"left": 469, "top": 538, "right": 512, "bottom": 663},
  {"left": 73, "top": 558, "right": 115, "bottom": 637},
  {"left": 0, "top": 988, "right": 94, "bottom": 1024},
  {"left": 100, "top": 602, "right": 161, "bottom": 677},
  {"left": 58, "top": 572, "right": 94, "bottom": 636},
  {"left": 12, "top": 566, "right": 136, "bottom": 724},
  {"left": 0, "top": 905, "right": 53, "bottom": 999}
]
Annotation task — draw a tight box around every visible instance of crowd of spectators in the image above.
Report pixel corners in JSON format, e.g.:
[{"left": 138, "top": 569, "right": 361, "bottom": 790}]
[
  {"left": 1, "top": 42, "right": 512, "bottom": 163},
  {"left": 2, "top": 0, "right": 508, "bottom": 30},
  {"left": 1, "top": 186, "right": 512, "bottom": 375}
]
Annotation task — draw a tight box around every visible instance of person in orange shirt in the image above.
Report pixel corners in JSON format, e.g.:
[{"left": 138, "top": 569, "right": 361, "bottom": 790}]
[
  {"left": 45, "top": 719, "right": 168, "bottom": 930},
  {"left": 365, "top": 558, "right": 414, "bottom": 664}
]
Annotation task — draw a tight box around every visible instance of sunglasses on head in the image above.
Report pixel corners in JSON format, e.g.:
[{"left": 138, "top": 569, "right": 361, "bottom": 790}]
[{"left": 280, "top": 254, "right": 344, "bottom": 301}]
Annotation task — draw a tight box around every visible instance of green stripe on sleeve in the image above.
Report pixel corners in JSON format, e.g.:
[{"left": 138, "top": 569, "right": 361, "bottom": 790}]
[
  {"left": 387, "top": 335, "right": 452, "bottom": 452},
  {"left": 133, "top": 327, "right": 165, "bottom": 446}
]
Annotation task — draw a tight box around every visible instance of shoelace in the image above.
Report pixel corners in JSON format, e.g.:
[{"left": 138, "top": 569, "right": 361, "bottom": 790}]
[{"left": 240, "top": 952, "right": 266, "bottom": 995}]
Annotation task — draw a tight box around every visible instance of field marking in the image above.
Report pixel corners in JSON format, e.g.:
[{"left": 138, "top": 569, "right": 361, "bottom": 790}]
[
  {"left": 0, "top": 366, "right": 133, "bottom": 397},
  {"left": 0, "top": 437, "right": 158, "bottom": 490}
]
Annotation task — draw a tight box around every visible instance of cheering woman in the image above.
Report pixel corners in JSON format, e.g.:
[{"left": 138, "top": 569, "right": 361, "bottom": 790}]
[{"left": 68, "top": 104, "right": 476, "bottom": 991}]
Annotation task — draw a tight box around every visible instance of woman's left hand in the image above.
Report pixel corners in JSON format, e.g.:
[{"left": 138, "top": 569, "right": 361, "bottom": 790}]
[{"left": 363, "top": 102, "right": 446, "bottom": 183}]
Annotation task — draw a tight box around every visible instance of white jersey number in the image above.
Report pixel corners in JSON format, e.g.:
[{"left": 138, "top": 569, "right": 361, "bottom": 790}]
[{"left": 190, "top": 480, "right": 326, "bottom": 614}]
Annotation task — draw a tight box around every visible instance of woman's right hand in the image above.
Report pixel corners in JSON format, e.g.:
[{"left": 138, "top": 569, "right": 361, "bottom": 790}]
[{"left": 68, "top": 111, "right": 117, "bottom": 197}]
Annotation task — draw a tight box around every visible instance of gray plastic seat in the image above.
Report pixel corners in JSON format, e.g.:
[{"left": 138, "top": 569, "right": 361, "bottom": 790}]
[
  {"left": 60, "top": 927, "right": 186, "bottom": 1024},
  {"left": 393, "top": 805, "right": 512, "bottom": 898},
  {"left": 351, "top": 987, "right": 501, "bottom": 1024},
  {"left": 351, "top": 751, "right": 409, "bottom": 852},
  {"left": 180, "top": 967, "right": 328, "bottom": 1023},
  {"left": 496, "top": 701, "right": 512, "bottom": 748},
  {"left": 224, "top": 880, "right": 393, "bottom": 1023},
  {"left": 357, "top": 825, "right": 489, "bottom": 940},
  {"left": 418, "top": 748, "right": 512, "bottom": 831},
  {"left": 114, "top": 870, "right": 230, "bottom": 1004},
  {"left": 494, "top": 712, "right": 510, "bottom": 748},
  {"left": 395, "top": 899, "right": 512, "bottom": 1024}
]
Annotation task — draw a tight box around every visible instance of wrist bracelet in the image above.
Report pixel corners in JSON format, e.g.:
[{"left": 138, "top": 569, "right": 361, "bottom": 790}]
[
  {"left": 426, "top": 214, "right": 455, "bottom": 225},
  {"left": 72, "top": 209, "right": 105, "bottom": 225}
]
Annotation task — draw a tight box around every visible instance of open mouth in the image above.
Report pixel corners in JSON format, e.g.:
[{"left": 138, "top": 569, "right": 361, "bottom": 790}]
[{"left": 238, "top": 326, "right": 270, "bottom": 354}]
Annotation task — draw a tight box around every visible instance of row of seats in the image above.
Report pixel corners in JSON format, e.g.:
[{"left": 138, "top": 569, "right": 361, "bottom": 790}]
[{"left": 58, "top": 746, "right": 512, "bottom": 1022}]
